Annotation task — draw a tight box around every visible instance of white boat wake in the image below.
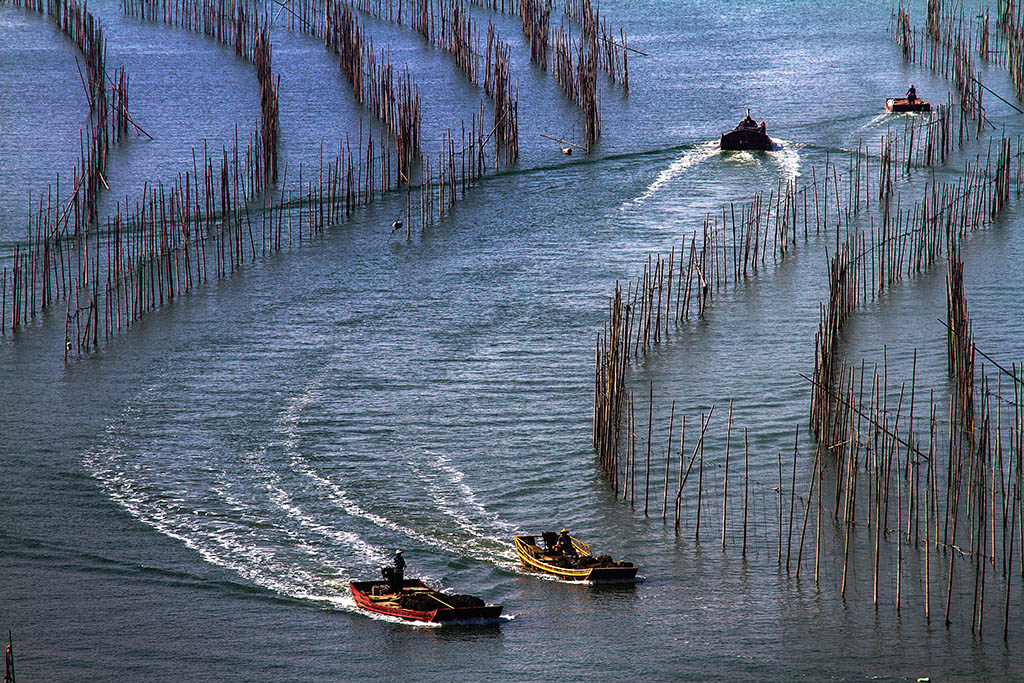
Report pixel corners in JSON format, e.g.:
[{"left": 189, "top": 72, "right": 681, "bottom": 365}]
[{"left": 625, "top": 141, "right": 720, "bottom": 207}]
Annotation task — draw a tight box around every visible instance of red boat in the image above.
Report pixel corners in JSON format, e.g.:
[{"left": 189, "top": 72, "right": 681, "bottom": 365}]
[{"left": 349, "top": 579, "right": 503, "bottom": 624}]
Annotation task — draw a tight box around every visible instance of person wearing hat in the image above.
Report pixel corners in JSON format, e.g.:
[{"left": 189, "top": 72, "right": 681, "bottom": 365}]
[
  {"left": 382, "top": 549, "right": 406, "bottom": 593},
  {"left": 392, "top": 549, "right": 406, "bottom": 591},
  {"left": 554, "top": 528, "right": 577, "bottom": 560}
]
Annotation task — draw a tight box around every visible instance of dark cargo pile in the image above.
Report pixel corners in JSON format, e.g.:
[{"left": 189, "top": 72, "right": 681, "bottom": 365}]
[
  {"left": 398, "top": 592, "right": 486, "bottom": 611},
  {"left": 541, "top": 553, "right": 633, "bottom": 569},
  {"left": 574, "top": 554, "right": 633, "bottom": 569}
]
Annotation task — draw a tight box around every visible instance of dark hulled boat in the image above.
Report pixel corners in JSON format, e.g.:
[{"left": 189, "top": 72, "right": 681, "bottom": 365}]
[
  {"left": 720, "top": 113, "right": 773, "bottom": 151},
  {"left": 886, "top": 96, "right": 930, "bottom": 113},
  {"left": 350, "top": 579, "right": 503, "bottom": 624}
]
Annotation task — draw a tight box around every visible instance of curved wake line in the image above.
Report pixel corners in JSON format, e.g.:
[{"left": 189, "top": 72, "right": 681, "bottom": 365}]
[
  {"left": 278, "top": 364, "right": 523, "bottom": 571},
  {"left": 241, "top": 447, "right": 390, "bottom": 567},
  {"left": 624, "top": 141, "right": 720, "bottom": 207},
  {"left": 85, "top": 444, "right": 357, "bottom": 609},
  {"left": 419, "top": 450, "right": 520, "bottom": 557},
  {"left": 288, "top": 454, "right": 522, "bottom": 572},
  {"left": 81, "top": 397, "right": 383, "bottom": 616}
]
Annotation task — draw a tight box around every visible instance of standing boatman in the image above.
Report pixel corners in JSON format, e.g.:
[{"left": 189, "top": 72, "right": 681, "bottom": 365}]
[
  {"left": 383, "top": 549, "right": 407, "bottom": 593},
  {"left": 392, "top": 549, "right": 406, "bottom": 591}
]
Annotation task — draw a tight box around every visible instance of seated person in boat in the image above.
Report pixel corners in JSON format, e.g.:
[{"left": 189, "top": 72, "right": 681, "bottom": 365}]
[
  {"left": 906, "top": 84, "right": 917, "bottom": 102},
  {"left": 555, "top": 528, "right": 578, "bottom": 559},
  {"left": 381, "top": 549, "right": 406, "bottom": 593}
]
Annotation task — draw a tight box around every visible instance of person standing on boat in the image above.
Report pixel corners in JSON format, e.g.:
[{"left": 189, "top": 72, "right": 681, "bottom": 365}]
[
  {"left": 906, "top": 84, "right": 917, "bottom": 102},
  {"left": 382, "top": 549, "right": 406, "bottom": 593},
  {"left": 555, "top": 529, "right": 578, "bottom": 560},
  {"left": 758, "top": 121, "right": 766, "bottom": 135},
  {"left": 392, "top": 549, "right": 406, "bottom": 590}
]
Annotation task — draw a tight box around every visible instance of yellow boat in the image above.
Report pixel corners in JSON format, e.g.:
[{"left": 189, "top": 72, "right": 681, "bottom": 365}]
[{"left": 513, "top": 533, "right": 638, "bottom": 582}]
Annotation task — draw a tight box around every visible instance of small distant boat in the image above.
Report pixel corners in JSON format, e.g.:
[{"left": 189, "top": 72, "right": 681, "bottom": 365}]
[
  {"left": 513, "top": 533, "right": 638, "bottom": 582},
  {"left": 886, "top": 96, "right": 930, "bottom": 113},
  {"left": 350, "top": 579, "right": 503, "bottom": 624},
  {"left": 720, "top": 111, "right": 773, "bottom": 151}
]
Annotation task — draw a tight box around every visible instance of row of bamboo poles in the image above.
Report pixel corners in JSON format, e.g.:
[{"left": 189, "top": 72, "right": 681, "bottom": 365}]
[
  {"left": 332, "top": 0, "right": 521, "bottom": 163},
  {"left": 607, "top": 331, "right": 1024, "bottom": 639},
  {"left": 285, "top": 0, "right": 423, "bottom": 178},
  {"left": 892, "top": 0, "right": 988, "bottom": 128},
  {"left": 551, "top": 18, "right": 599, "bottom": 147},
  {"left": 593, "top": 154, "right": 1024, "bottom": 641},
  {"left": 0, "top": 0, "right": 138, "bottom": 337},
  {"left": 998, "top": 0, "right": 1024, "bottom": 99},
  {"left": 811, "top": 135, "right": 1017, "bottom": 450},
  {"left": 563, "top": 0, "right": 628, "bottom": 90},
  {"left": 122, "top": 0, "right": 280, "bottom": 183}
]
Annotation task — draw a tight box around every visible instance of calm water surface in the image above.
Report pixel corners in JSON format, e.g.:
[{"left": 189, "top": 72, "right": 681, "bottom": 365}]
[{"left": 3, "top": 0, "right": 1024, "bottom": 679}]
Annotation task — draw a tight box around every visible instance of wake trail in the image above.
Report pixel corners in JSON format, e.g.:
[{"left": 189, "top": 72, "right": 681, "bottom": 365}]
[{"left": 624, "top": 141, "right": 720, "bottom": 207}]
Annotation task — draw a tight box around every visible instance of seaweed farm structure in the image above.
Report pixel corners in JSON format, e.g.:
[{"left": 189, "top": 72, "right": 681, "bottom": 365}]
[
  {"left": 590, "top": 0, "right": 1024, "bottom": 639},
  {"left": 2, "top": 0, "right": 634, "bottom": 349}
]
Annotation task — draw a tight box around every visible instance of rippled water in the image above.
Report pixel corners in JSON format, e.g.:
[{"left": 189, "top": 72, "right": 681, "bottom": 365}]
[{"left": 4, "top": 0, "right": 1024, "bottom": 679}]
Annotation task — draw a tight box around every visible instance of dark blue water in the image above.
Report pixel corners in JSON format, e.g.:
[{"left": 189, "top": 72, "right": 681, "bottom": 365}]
[{"left": 3, "top": 0, "right": 1024, "bottom": 679}]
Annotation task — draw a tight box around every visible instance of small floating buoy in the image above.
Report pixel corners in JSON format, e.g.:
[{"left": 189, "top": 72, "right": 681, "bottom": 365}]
[
  {"left": 561, "top": 147, "right": 572, "bottom": 155},
  {"left": 392, "top": 220, "right": 403, "bottom": 230},
  {"left": 916, "top": 678, "right": 931, "bottom": 683}
]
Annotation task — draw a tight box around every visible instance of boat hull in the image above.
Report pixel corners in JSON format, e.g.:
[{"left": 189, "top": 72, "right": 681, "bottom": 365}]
[
  {"left": 349, "top": 580, "right": 503, "bottom": 623},
  {"left": 513, "top": 535, "right": 638, "bottom": 582},
  {"left": 886, "top": 97, "right": 930, "bottom": 112},
  {"left": 720, "top": 128, "right": 773, "bottom": 151}
]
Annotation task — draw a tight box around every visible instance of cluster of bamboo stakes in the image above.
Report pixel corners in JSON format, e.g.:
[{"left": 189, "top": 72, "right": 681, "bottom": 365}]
[
  {"left": 292, "top": 0, "right": 510, "bottom": 193},
  {"left": 0, "top": 0, "right": 141, "bottom": 336},
  {"left": 563, "top": 0, "right": 628, "bottom": 91},
  {"left": 595, "top": 223, "right": 1024, "bottom": 642},
  {"left": 286, "top": 0, "right": 423, "bottom": 178},
  {"left": 811, "top": 135, "right": 1018, "bottom": 449},
  {"left": 892, "top": 0, "right": 993, "bottom": 130},
  {"left": 602, "top": 324, "right": 1024, "bottom": 638},
  {"left": 336, "top": 0, "right": 520, "bottom": 162},
  {"left": 551, "top": 18, "right": 599, "bottom": 147},
  {"left": 122, "top": 0, "right": 280, "bottom": 183},
  {"left": 518, "top": 0, "right": 548, "bottom": 68},
  {"left": 998, "top": 0, "right": 1024, "bottom": 99}
]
